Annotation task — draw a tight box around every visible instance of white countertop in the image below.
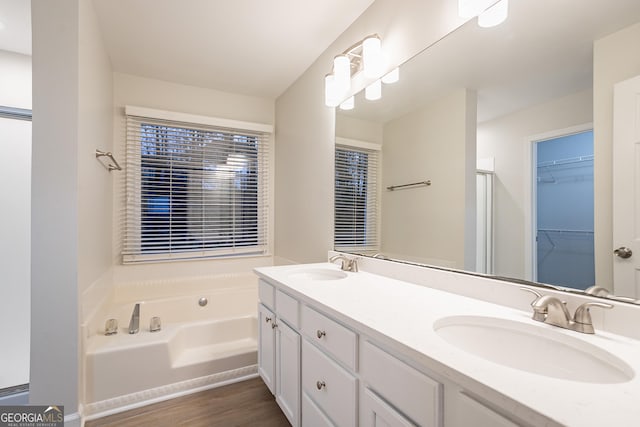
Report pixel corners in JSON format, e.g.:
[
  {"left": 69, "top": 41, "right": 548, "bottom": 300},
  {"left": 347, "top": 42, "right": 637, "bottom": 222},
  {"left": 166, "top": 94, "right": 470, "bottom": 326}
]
[{"left": 255, "top": 263, "right": 640, "bottom": 427}]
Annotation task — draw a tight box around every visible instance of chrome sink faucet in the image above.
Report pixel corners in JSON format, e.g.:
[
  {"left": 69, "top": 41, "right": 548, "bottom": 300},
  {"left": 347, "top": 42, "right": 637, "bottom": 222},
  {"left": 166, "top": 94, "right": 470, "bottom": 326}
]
[
  {"left": 128, "top": 303, "right": 140, "bottom": 334},
  {"left": 329, "top": 254, "right": 358, "bottom": 272},
  {"left": 521, "top": 288, "right": 613, "bottom": 334}
]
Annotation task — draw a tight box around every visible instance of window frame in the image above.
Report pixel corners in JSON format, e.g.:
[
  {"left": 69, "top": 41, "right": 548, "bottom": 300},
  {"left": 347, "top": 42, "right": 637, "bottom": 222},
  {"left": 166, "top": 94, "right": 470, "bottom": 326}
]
[
  {"left": 122, "top": 106, "right": 273, "bottom": 264},
  {"left": 334, "top": 137, "right": 382, "bottom": 253}
]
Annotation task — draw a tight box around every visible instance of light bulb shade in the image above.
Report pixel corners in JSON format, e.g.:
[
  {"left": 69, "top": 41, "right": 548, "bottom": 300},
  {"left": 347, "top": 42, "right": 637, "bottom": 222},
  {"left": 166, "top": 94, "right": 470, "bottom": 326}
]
[
  {"left": 381, "top": 67, "right": 400, "bottom": 84},
  {"left": 363, "top": 36, "right": 383, "bottom": 79},
  {"left": 478, "top": 0, "right": 508, "bottom": 27},
  {"left": 325, "top": 74, "right": 340, "bottom": 107},
  {"left": 339, "top": 96, "right": 355, "bottom": 110},
  {"left": 365, "top": 80, "right": 382, "bottom": 101},
  {"left": 333, "top": 55, "right": 351, "bottom": 95},
  {"left": 458, "top": 0, "right": 498, "bottom": 19}
]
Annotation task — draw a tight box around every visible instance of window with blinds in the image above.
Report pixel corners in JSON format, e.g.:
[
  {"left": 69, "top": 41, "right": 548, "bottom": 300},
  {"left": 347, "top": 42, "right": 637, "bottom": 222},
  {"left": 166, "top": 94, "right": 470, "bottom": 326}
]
[
  {"left": 334, "top": 143, "right": 380, "bottom": 252},
  {"left": 123, "top": 110, "right": 270, "bottom": 263}
]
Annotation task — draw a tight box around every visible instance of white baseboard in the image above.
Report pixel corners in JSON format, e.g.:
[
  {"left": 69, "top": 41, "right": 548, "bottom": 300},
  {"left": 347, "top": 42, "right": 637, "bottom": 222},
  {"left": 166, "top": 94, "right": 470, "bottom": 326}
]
[
  {"left": 64, "top": 411, "right": 81, "bottom": 427},
  {"left": 0, "top": 391, "right": 29, "bottom": 405},
  {"left": 83, "top": 365, "right": 258, "bottom": 421}
]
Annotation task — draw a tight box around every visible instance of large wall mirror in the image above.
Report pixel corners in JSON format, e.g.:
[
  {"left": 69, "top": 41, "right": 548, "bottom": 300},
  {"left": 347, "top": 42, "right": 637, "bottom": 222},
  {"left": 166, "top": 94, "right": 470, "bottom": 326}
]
[{"left": 334, "top": 0, "right": 640, "bottom": 303}]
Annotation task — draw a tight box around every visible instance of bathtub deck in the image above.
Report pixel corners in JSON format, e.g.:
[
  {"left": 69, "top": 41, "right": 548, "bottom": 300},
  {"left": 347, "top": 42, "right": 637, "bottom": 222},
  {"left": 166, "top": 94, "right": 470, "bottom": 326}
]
[
  {"left": 172, "top": 337, "right": 257, "bottom": 368},
  {"left": 85, "top": 377, "right": 288, "bottom": 427}
]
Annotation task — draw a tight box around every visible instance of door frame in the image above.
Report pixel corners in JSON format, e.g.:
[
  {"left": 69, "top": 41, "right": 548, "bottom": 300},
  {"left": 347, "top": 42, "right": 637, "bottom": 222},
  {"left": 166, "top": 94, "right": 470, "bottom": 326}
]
[{"left": 523, "top": 122, "right": 593, "bottom": 282}]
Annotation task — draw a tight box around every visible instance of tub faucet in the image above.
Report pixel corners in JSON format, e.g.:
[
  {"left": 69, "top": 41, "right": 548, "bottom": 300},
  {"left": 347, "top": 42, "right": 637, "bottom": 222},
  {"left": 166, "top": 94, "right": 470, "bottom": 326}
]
[
  {"left": 329, "top": 254, "right": 358, "bottom": 272},
  {"left": 128, "top": 303, "right": 140, "bottom": 334}
]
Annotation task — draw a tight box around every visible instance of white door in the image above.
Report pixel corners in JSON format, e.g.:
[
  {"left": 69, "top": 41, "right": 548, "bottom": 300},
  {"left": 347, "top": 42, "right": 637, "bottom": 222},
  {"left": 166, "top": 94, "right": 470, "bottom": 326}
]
[
  {"left": 613, "top": 75, "right": 640, "bottom": 298},
  {"left": 0, "top": 116, "right": 31, "bottom": 391}
]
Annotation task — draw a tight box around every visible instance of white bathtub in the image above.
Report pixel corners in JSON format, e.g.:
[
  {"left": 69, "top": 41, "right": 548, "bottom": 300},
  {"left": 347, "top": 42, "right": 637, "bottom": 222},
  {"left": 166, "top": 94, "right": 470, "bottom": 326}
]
[{"left": 84, "top": 274, "right": 258, "bottom": 417}]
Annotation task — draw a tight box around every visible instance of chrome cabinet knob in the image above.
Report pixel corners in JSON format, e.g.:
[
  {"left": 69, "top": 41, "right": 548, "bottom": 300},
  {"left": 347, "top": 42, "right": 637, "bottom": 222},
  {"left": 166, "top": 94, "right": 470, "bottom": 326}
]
[
  {"left": 272, "top": 322, "right": 278, "bottom": 329},
  {"left": 316, "top": 380, "right": 326, "bottom": 390},
  {"left": 265, "top": 317, "right": 272, "bottom": 323},
  {"left": 614, "top": 247, "right": 632, "bottom": 259},
  {"left": 316, "top": 330, "right": 326, "bottom": 339}
]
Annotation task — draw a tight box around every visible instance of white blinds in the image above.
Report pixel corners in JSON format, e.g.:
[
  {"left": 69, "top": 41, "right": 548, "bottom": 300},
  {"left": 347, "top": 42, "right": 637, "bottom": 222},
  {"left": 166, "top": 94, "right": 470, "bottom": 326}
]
[
  {"left": 334, "top": 144, "right": 380, "bottom": 252},
  {"left": 123, "top": 112, "right": 270, "bottom": 263}
]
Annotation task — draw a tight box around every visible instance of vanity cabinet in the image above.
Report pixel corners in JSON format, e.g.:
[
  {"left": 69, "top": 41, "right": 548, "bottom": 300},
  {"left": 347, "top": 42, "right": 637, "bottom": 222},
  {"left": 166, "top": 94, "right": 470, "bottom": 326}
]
[
  {"left": 360, "top": 341, "right": 442, "bottom": 427},
  {"left": 258, "top": 280, "right": 301, "bottom": 426},
  {"left": 257, "top": 274, "right": 535, "bottom": 427},
  {"left": 445, "top": 391, "right": 520, "bottom": 427}
]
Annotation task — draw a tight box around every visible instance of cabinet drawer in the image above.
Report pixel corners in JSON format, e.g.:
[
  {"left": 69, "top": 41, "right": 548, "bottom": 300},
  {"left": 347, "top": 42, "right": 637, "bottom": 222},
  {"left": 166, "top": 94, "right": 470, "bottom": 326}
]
[
  {"left": 301, "top": 305, "right": 357, "bottom": 370},
  {"left": 258, "top": 279, "right": 275, "bottom": 309},
  {"left": 361, "top": 341, "right": 442, "bottom": 427},
  {"left": 303, "top": 392, "right": 335, "bottom": 427},
  {"left": 302, "top": 339, "right": 356, "bottom": 427},
  {"left": 361, "top": 388, "right": 416, "bottom": 427},
  {"left": 276, "top": 289, "right": 299, "bottom": 328}
]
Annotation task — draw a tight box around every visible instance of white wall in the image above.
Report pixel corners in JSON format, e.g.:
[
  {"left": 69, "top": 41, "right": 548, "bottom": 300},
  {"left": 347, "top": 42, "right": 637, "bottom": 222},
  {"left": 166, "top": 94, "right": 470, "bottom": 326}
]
[
  {"left": 0, "top": 50, "right": 31, "bottom": 390},
  {"left": 381, "top": 89, "right": 476, "bottom": 269},
  {"left": 274, "top": 0, "right": 467, "bottom": 264},
  {"left": 477, "top": 89, "right": 592, "bottom": 279},
  {"left": 31, "top": 0, "right": 80, "bottom": 417},
  {"left": 335, "top": 114, "right": 383, "bottom": 144},
  {"left": 32, "top": 0, "right": 113, "bottom": 422},
  {"left": 0, "top": 50, "right": 31, "bottom": 109},
  {"left": 111, "top": 72, "right": 276, "bottom": 282},
  {"left": 593, "top": 22, "right": 640, "bottom": 288}
]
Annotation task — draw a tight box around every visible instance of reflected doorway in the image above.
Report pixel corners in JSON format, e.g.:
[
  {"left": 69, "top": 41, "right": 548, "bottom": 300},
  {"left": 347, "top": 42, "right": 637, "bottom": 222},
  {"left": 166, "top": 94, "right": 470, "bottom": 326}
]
[{"left": 534, "top": 129, "right": 595, "bottom": 289}]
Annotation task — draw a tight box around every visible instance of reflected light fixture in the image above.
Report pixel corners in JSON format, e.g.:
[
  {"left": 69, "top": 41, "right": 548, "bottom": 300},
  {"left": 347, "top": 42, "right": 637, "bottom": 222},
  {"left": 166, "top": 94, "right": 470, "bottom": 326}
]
[
  {"left": 381, "top": 67, "right": 400, "bottom": 84},
  {"left": 365, "top": 80, "right": 382, "bottom": 101},
  {"left": 458, "top": 0, "right": 509, "bottom": 28},
  {"left": 324, "top": 34, "right": 399, "bottom": 108},
  {"left": 478, "top": 0, "right": 509, "bottom": 28},
  {"left": 339, "top": 96, "right": 355, "bottom": 111}
]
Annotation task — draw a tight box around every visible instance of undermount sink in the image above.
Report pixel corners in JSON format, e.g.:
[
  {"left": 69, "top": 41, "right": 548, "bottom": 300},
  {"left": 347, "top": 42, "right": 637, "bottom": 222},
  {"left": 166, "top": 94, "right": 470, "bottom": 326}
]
[
  {"left": 434, "top": 315, "right": 634, "bottom": 384},
  {"left": 287, "top": 268, "right": 348, "bottom": 281}
]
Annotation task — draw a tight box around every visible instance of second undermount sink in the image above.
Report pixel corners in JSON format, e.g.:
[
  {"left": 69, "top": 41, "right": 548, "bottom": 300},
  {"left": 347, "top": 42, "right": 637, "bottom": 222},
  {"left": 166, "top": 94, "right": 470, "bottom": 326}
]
[
  {"left": 434, "top": 315, "right": 634, "bottom": 384},
  {"left": 287, "top": 268, "right": 348, "bottom": 281}
]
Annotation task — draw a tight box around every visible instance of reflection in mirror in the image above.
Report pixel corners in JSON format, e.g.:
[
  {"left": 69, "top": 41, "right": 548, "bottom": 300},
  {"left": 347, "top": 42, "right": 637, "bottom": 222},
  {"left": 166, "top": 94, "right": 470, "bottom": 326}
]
[{"left": 334, "top": 0, "right": 640, "bottom": 302}]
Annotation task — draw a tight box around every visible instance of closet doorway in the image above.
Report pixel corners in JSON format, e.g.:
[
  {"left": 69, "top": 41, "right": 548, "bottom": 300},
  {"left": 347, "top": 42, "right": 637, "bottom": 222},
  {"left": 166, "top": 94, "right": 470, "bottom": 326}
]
[
  {"left": 0, "top": 108, "right": 31, "bottom": 404},
  {"left": 533, "top": 129, "right": 594, "bottom": 290}
]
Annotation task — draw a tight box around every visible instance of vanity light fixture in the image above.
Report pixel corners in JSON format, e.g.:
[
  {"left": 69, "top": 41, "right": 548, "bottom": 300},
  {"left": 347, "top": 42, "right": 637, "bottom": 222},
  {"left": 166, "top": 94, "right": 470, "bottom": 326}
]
[
  {"left": 458, "top": 0, "right": 509, "bottom": 28},
  {"left": 325, "top": 74, "right": 340, "bottom": 108},
  {"left": 362, "top": 35, "right": 383, "bottom": 78},
  {"left": 324, "top": 34, "right": 399, "bottom": 108}
]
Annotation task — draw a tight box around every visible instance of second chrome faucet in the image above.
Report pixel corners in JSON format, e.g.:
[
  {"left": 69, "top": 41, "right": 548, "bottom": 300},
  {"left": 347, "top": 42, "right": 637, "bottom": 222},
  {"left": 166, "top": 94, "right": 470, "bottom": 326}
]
[{"left": 521, "top": 288, "right": 613, "bottom": 334}]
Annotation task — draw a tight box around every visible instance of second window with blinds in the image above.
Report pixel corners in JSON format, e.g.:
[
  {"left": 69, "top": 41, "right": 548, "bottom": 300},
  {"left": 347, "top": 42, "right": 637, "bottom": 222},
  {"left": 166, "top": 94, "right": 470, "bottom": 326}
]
[
  {"left": 123, "top": 107, "right": 272, "bottom": 263},
  {"left": 334, "top": 138, "right": 381, "bottom": 253}
]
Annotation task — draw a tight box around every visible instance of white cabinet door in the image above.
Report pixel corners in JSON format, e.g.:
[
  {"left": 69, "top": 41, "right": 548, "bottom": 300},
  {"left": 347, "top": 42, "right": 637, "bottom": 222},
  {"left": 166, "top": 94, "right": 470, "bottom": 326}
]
[
  {"left": 303, "top": 392, "right": 336, "bottom": 427},
  {"left": 361, "top": 388, "right": 416, "bottom": 427},
  {"left": 258, "top": 303, "right": 276, "bottom": 394},
  {"left": 276, "top": 320, "right": 301, "bottom": 426},
  {"left": 448, "top": 392, "right": 519, "bottom": 427}
]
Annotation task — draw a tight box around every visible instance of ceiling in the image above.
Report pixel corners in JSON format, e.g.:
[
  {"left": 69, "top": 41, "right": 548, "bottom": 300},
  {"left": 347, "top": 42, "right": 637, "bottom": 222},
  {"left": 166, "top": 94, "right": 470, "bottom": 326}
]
[
  {"left": 92, "top": 0, "right": 375, "bottom": 99},
  {"left": 0, "top": 0, "right": 31, "bottom": 55},
  {"left": 0, "top": 0, "right": 375, "bottom": 99}
]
